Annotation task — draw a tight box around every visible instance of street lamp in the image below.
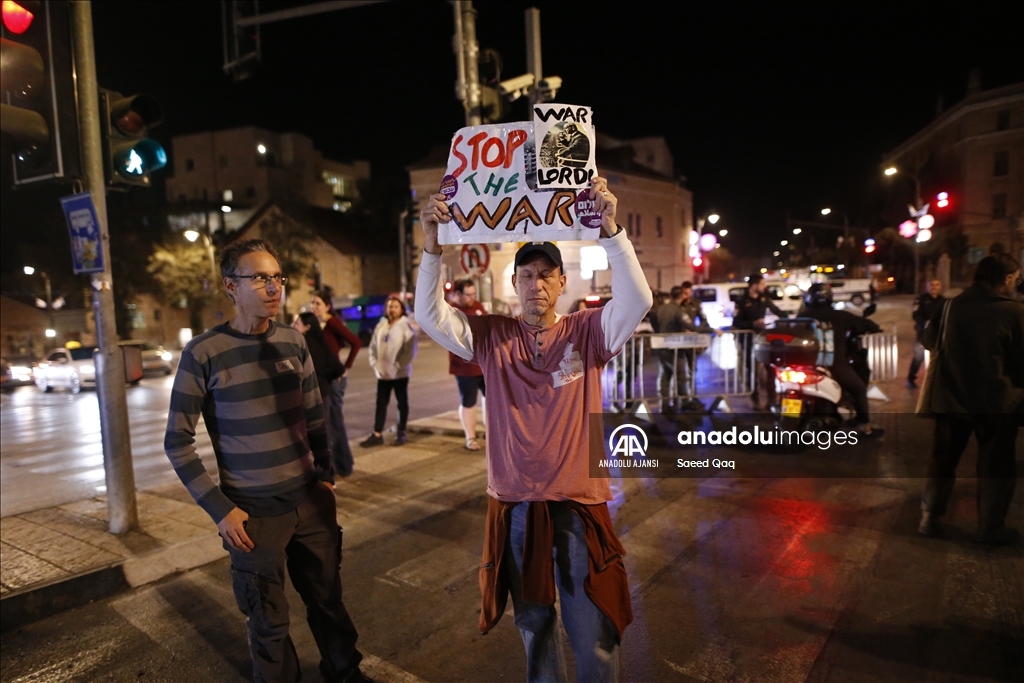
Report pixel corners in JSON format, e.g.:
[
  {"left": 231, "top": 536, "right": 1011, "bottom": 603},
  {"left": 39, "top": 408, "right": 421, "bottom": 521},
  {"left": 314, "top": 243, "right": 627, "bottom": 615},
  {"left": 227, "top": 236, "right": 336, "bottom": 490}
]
[
  {"left": 24, "top": 265, "right": 56, "bottom": 341},
  {"left": 792, "top": 228, "right": 802, "bottom": 235},
  {"left": 883, "top": 165, "right": 924, "bottom": 292},
  {"left": 693, "top": 210, "right": 722, "bottom": 283},
  {"left": 184, "top": 230, "right": 218, "bottom": 281}
]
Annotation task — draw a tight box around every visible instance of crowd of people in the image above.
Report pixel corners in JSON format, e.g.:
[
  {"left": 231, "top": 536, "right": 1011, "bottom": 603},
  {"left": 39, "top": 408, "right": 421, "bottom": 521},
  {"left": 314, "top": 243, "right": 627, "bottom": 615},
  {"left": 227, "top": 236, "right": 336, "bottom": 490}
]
[{"left": 161, "top": 183, "right": 1021, "bottom": 681}]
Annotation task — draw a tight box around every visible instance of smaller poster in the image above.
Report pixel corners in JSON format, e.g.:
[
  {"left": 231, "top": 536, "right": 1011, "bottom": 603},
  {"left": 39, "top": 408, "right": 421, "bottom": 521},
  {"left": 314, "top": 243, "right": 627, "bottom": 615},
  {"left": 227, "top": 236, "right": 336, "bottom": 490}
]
[
  {"left": 60, "top": 192, "right": 105, "bottom": 274},
  {"left": 438, "top": 116, "right": 603, "bottom": 245},
  {"left": 532, "top": 103, "right": 596, "bottom": 190}
]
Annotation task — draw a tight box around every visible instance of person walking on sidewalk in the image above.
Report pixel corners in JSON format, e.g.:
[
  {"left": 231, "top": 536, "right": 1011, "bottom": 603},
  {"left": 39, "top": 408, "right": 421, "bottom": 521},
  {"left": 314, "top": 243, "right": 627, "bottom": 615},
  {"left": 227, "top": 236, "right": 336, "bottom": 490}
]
[
  {"left": 163, "top": 239, "right": 371, "bottom": 683},
  {"left": 360, "top": 296, "right": 417, "bottom": 447},
  {"left": 919, "top": 253, "right": 1024, "bottom": 545},
  {"left": 449, "top": 279, "right": 487, "bottom": 450},
  {"left": 907, "top": 278, "right": 945, "bottom": 389},
  {"left": 311, "top": 288, "right": 362, "bottom": 477},
  {"left": 416, "top": 175, "right": 651, "bottom": 682}
]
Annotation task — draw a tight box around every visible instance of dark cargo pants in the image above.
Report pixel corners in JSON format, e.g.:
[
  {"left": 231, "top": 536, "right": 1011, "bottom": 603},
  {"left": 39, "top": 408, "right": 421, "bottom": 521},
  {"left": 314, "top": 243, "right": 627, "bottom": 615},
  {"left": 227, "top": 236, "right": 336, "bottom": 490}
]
[
  {"left": 922, "top": 415, "right": 1019, "bottom": 534},
  {"left": 226, "top": 483, "right": 362, "bottom": 682}
]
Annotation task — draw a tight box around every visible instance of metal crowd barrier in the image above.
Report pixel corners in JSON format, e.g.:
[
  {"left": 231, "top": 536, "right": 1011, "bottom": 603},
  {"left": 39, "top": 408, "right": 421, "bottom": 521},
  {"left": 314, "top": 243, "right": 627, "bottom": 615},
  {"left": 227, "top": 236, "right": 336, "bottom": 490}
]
[
  {"left": 604, "top": 331, "right": 757, "bottom": 409},
  {"left": 861, "top": 327, "right": 899, "bottom": 382},
  {"left": 603, "top": 328, "right": 899, "bottom": 410}
]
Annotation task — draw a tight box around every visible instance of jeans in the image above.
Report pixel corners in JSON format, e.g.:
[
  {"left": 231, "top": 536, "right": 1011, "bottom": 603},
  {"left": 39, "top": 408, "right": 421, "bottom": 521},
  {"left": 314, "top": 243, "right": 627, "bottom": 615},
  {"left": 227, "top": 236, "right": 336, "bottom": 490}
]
[
  {"left": 922, "top": 415, "right": 1019, "bottom": 532},
  {"left": 373, "top": 377, "right": 409, "bottom": 433},
  {"left": 226, "top": 483, "right": 362, "bottom": 683},
  {"left": 506, "top": 502, "right": 619, "bottom": 683},
  {"left": 325, "top": 376, "right": 354, "bottom": 477},
  {"left": 657, "top": 349, "right": 693, "bottom": 408}
]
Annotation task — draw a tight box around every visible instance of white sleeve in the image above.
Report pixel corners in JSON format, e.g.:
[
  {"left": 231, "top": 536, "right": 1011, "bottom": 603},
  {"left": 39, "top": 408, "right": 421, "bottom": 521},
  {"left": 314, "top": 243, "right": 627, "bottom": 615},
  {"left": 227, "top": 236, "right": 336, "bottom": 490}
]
[
  {"left": 414, "top": 251, "right": 475, "bottom": 361},
  {"left": 600, "top": 229, "right": 654, "bottom": 354}
]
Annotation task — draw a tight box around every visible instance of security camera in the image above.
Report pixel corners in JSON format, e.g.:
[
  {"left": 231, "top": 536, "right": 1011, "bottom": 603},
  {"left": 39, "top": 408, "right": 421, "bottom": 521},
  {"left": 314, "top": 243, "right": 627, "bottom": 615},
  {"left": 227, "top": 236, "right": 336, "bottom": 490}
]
[
  {"left": 537, "top": 76, "right": 562, "bottom": 92},
  {"left": 498, "top": 73, "right": 536, "bottom": 98}
]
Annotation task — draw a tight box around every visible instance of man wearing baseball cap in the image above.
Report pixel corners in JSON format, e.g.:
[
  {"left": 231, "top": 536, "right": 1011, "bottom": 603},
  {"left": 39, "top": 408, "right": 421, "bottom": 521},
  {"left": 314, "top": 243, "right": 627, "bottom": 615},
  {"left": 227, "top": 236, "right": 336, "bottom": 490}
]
[{"left": 415, "top": 175, "right": 652, "bottom": 681}]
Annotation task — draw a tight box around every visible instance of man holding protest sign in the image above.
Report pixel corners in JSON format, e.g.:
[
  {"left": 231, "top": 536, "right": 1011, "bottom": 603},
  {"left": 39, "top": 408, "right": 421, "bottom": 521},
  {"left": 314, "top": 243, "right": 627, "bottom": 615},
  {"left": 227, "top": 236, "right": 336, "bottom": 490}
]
[{"left": 416, "top": 174, "right": 651, "bottom": 682}]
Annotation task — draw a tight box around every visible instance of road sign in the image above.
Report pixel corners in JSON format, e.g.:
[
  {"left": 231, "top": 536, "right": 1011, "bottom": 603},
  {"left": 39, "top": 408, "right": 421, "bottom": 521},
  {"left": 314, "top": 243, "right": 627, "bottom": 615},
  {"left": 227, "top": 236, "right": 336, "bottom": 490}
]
[
  {"left": 60, "top": 192, "right": 105, "bottom": 274},
  {"left": 460, "top": 243, "right": 490, "bottom": 276}
]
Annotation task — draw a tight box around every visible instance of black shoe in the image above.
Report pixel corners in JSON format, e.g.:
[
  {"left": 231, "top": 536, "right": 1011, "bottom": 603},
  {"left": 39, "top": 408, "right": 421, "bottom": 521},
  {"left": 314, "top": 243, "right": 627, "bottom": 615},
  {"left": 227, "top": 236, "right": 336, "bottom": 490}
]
[
  {"left": 906, "top": 380, "right": 919, "bottom": 389},
  {"left": 859, "top": 427, "right": 885, "bottom": 440},
  {"left": 359, "top": 434, "right": 384, "bottom": 448},
  {"left": 972, "top": 526, "right": 1020, "bottom": 546},
  {"left": 395, "top": 430, "right": 407, "bottom": 445},
  {"left": 918, "top": 511, "right": 940, "bottom": 537}
]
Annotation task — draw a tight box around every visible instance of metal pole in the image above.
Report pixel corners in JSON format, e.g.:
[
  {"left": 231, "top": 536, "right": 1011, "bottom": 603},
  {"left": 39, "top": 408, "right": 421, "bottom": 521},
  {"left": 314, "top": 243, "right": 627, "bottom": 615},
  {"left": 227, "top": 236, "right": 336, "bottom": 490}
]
[
  {"left": 398, "top": 208, "right": 408, "bottom": 294},
  {"left": 43, "top": 271, "right": 54, "bottom": 333},
  {"left": 457, "top": 1, "right": 481, "bottom": 126},
  {"left": 914, "top": 175, "right": 922, "bottom": 295},
  {"left": 72, "top": 0, "right": 138, "bottom": 534},
  {"left": 525, "top": 7, "right": 542, "bottom": 106}
]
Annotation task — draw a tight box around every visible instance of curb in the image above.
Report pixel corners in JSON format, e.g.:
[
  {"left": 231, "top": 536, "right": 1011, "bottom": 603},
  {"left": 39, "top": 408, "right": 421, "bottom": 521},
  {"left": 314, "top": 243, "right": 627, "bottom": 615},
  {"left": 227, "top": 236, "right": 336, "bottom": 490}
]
[{"left": 0, "top": 533, "right": 227, "bottom": 634}]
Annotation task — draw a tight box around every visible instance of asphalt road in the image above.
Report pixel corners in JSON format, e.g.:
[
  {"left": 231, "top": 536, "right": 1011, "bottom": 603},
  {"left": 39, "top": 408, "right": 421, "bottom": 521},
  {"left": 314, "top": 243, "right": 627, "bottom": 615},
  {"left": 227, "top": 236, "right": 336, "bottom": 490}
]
[{"left": 0, "top": 336, "right": 461, "bottom": 518}]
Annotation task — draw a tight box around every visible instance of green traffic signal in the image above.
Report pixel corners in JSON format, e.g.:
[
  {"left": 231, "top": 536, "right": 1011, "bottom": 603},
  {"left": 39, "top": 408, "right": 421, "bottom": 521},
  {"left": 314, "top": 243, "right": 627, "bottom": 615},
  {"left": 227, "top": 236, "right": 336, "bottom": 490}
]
[{"left": 102, "top": 91, "right": 166, "bottom": 187}]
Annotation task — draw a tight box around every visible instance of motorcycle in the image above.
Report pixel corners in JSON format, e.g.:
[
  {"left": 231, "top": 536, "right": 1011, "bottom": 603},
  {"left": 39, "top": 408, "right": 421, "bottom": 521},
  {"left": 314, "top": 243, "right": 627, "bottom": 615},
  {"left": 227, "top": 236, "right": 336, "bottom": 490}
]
[{"left": 754, "top": 304, "right": 877, "bottom": 433}]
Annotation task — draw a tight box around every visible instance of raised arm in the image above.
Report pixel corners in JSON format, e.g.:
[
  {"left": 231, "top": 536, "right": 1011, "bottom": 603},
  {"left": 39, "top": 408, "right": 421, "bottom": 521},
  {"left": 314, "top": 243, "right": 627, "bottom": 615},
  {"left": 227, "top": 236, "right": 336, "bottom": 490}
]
[
  {"left": 413, "top": 193, "right": 475, "bottom": 361},
  {"left": 586, "top": 176, "right": 654, "bottom": 353}
]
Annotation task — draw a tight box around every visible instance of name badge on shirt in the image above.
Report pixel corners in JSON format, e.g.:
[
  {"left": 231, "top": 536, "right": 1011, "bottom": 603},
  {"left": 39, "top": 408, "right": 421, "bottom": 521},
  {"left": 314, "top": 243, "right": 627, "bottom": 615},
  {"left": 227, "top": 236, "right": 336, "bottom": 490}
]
[
  {"left": 275, "top": 359, "right": 295, "bottom": 373},
  {"left": 552, "top": 343, "right": 584, "bottom": 388}
]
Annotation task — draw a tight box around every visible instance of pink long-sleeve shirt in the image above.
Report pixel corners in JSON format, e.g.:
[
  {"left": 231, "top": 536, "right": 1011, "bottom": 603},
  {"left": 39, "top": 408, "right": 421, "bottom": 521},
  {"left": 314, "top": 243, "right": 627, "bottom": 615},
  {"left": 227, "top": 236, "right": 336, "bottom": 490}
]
[{"left": 415, "top": 230, "right": 652, "bottom": 503}]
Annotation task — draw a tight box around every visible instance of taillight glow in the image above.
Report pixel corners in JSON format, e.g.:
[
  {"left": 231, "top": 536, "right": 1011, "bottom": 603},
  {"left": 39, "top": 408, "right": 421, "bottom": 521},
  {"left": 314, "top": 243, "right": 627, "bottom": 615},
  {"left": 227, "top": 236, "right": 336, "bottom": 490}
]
[
  {"left": 777, "top": 368, "right": 824, "bottom": 384},
  {"left": 766, "top": 333, "right": 794, "bottom": 343}
]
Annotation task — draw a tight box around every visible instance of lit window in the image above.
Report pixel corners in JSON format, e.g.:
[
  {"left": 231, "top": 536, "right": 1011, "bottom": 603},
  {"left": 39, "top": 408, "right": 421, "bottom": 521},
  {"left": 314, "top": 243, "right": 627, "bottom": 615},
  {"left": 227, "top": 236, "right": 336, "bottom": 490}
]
[{"left": 222, "top": 189, "right": 233, "bottom": 202}]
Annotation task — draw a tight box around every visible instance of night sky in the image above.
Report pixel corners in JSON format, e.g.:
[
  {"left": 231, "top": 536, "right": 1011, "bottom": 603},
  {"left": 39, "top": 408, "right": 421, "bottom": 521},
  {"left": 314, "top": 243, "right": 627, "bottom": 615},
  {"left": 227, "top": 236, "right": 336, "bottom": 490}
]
[{"left": 33, "top": 2, "right": 1024, "bottom": 257}]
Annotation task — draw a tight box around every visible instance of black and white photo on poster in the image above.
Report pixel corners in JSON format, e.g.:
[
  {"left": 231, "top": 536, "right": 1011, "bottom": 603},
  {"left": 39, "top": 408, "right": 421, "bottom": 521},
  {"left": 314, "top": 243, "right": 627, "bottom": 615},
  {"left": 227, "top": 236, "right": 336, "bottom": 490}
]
[{"left": 533, "top": 104, "right": 596, "bottom": 189}]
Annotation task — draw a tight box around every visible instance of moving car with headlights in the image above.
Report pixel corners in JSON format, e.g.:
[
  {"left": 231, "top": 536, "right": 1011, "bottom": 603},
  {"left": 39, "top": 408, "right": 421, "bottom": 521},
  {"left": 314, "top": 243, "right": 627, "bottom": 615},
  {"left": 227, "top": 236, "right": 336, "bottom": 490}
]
[
  {"left": 118, "top": 340, "right": 174, "bottom": 375},
  {"left": 1, "top": 354, "right": 38, "bottom": 391},
  {"left": 35, "top": 345, "right": 97, "bottom": 393}
]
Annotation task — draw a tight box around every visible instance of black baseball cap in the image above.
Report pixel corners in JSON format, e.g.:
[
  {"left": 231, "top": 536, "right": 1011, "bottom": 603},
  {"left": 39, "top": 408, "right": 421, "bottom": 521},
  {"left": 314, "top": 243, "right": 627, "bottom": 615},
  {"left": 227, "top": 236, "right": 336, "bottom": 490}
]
[{"left": 514, "top": 242, "right": 563, "bottom": 271}]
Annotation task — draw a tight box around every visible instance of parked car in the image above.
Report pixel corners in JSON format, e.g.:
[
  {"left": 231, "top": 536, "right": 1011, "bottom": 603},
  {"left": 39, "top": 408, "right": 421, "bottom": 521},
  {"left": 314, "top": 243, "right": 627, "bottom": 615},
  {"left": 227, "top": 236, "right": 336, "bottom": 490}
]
[
  {"left": 692, "top": 281, "right": 804, "bottom": 328},
  {"left": 35, "top": 345, "right": 97, "bottom": 393},
  {"left": 1, "top": 354, "right": 39, "bottom": 391},
  {"left": 118, "top": 340, "right": 174, "bottom": 375}
]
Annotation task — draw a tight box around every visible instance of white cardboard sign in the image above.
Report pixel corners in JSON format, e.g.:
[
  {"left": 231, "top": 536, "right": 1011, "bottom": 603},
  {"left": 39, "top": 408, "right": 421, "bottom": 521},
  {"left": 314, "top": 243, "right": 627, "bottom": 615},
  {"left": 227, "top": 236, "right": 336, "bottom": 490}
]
[{"left": 437, "top": 112, "right": 602, "bottom": 246}]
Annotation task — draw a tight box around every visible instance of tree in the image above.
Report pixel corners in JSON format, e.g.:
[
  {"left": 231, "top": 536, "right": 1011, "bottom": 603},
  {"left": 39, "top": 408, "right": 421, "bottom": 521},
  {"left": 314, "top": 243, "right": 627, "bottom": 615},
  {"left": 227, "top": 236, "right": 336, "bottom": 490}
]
[
  {"left": 147, "top": 241, "right": 216, "bottom": 335},
  {"left": 256, "top": 209, "right": 316, "bottom": 317}
]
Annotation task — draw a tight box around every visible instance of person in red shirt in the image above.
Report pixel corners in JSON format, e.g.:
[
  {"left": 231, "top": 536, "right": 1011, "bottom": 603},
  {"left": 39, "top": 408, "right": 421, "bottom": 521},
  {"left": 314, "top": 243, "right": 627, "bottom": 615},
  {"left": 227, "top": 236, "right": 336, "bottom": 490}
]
[
  {"left": 311, "top": 288, "right": 362, "bottom": 477},
  {"left": 449, "top": 279, "right": 487, "bottom": 450}
]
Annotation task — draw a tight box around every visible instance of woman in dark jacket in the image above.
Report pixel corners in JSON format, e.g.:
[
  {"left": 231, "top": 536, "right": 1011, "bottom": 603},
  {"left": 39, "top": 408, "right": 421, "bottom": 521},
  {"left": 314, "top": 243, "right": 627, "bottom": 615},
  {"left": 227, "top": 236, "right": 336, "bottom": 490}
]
[
  {"left": 311, "top": 288, "right": 362, "bottom": 477},
  {"left": 293, "top": 312, "right": 344, "bottom": 402}
]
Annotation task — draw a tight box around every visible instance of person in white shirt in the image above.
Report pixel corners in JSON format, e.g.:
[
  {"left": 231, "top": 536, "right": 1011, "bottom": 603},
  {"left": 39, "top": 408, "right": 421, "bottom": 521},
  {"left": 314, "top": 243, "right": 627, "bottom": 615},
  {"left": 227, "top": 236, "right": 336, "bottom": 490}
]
[{"left": 360, "top": 296, "right": 417, "bottom": 447}]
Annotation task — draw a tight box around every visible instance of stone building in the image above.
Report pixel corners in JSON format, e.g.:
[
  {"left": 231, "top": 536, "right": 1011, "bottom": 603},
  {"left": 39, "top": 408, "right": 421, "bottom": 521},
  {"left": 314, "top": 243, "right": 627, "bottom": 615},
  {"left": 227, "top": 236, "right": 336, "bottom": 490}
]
[
  {"left": 882, "top": 80, "right": 1024, "bottom": 269},
  {"left": 165, "top": 126, "right": 370, "bottom": 238},
  {"left": 407, "top": 133, "right": 694, "bottom": 314}
]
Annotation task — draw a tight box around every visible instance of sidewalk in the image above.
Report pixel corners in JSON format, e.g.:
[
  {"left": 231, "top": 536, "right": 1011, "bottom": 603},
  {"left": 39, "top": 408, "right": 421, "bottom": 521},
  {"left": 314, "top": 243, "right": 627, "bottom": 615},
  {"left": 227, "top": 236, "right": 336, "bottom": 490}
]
[{"left": 0, "top": 410, "right": 470, "bottom": 634}]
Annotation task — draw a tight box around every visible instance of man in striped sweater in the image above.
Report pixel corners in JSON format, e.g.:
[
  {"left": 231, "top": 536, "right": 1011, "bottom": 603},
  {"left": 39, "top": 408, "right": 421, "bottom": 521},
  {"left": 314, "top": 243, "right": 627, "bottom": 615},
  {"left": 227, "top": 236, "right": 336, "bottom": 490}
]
[{"left": 164, "top": 239, "right": 371, "bottom": 683}]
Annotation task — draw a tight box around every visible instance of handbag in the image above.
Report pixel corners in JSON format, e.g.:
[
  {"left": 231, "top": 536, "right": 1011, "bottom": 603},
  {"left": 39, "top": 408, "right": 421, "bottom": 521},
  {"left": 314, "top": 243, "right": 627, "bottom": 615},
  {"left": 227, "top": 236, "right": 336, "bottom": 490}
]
[{"left": 915, "top": 299, "right": 952, "bottom": 416}]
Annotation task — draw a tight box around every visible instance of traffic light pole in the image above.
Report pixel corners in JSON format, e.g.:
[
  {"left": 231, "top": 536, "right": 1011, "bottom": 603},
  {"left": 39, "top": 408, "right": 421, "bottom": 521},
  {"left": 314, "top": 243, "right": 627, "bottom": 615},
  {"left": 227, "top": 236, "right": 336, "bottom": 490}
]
[{"left": 71, "top": 0, "right": 138, "bottom": 534}]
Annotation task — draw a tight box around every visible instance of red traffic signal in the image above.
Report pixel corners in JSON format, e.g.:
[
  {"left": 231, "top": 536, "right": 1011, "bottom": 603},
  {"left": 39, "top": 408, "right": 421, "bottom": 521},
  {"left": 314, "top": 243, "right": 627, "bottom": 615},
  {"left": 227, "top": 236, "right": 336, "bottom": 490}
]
[
  {"left": 935, "top": 191, "right": 950, "bottom": 209},
  {"left": 1, "top": 0, "right": 35, "bottom": 34}
]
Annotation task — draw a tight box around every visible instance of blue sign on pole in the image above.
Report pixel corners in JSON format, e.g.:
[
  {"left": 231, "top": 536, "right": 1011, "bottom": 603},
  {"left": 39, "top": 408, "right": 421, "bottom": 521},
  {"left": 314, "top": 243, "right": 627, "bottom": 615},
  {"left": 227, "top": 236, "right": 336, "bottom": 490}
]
[{"left": 60, "top": 192, "right": 105, "bottom": 274}]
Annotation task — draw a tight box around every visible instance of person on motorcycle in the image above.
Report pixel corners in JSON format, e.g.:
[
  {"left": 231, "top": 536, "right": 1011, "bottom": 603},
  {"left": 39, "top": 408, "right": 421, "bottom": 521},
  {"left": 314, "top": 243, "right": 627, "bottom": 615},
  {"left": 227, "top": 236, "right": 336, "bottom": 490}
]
[{"left": 801, "top": 282, "right": 885, "bottom": 438}]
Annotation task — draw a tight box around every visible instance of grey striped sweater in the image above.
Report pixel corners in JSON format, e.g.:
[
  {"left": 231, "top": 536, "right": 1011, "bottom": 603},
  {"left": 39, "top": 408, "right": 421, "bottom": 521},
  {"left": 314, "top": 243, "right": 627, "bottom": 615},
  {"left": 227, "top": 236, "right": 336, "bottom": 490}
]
[{"left": 164, "top": 321, "right": 331, "bottom": 522}]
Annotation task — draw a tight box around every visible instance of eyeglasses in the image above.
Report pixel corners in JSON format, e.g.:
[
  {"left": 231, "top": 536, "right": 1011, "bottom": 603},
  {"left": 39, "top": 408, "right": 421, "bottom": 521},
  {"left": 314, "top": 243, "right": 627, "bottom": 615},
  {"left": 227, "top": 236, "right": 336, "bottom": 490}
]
[{"left": 231, "top": 273, "right": 288, "bottom": 288}]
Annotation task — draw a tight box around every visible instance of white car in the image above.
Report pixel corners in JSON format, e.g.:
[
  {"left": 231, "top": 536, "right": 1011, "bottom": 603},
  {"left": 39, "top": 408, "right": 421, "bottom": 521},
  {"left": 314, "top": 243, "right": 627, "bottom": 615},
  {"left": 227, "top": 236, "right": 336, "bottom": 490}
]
[
  {"left": 35, "top": 347, "right": 97, "bottom": 393},
  {"left": 692, "top": 282, "right": 806, "bottom": 328},
  {"left": 119, "top": 340, "right": 174, "bottom": 375}
]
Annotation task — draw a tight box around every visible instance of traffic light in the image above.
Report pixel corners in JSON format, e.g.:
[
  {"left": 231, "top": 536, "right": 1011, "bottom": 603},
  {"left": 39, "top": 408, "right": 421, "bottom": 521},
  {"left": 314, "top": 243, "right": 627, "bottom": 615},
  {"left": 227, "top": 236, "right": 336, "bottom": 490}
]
[
  {"left": 864, "top": 238, "right": 876, "bottom": 254},
  {"left": 101, "top": 90, "right": 166, "bottom": 186},
  {"left": 0, "top": 0, "right": 80, "bottom": 185},
  {"left": 935, "top": 191, "right": 951, "bottom": 210}
]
